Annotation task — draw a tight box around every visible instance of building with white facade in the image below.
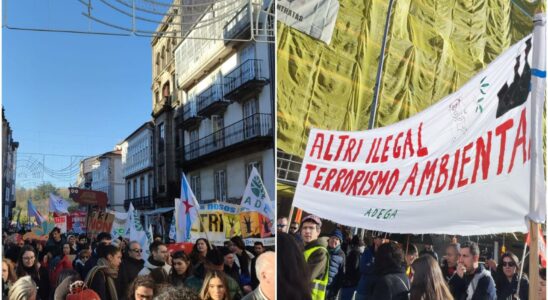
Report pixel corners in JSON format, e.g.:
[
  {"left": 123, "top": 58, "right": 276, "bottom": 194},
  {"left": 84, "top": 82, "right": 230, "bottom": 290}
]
[
  {"left": 91, "top": 149, "right": 125, "bottom": 212},
  {"left": 2, "top": 108, "right": 19, "bottom": 227},
  {"left": 75, "top": 156, "right": 100, "bottom": 189},
  {"left": 174, "top": 0, "right": 275, "bottom": 204},
  {"left": 121, "top": 122, "right": 155, "bottom": 210}
]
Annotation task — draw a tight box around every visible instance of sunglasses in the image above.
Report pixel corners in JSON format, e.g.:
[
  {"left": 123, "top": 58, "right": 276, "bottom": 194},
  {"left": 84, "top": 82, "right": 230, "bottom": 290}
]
[
  {"left": 502, "top": 261, "right": 516, "bottom": 267},
  {"left": 131, "top": 249, "right": 143, "bottom": 253},
  {"left": 277, "top": 224, "right": 287, "bottom": 228}
]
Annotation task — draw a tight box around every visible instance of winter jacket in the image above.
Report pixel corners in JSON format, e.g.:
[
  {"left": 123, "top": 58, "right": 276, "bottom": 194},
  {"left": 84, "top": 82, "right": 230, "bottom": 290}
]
[
  {"left": 356, "top": 246, "right": 376, "bottom": 296},
  {"left": 52, "top": 255, "right": 73, "bottom": 285},
  {"left": 117, "top": 256, "right": 144, "bottom": 299},
  {"left": 304, "top": 238, "right": 330, "bottom": 282},
  {"left": 342, "top": 246, "right": 361, "bottom": 288},
  {"left": 449, "top": 264, "right": 496, "bottom": 300},
  {"left": 326, "top": 246, "right": 345, "bottom": 299},
  {"left": 495, "top": 273, "right": 528, "bottom": 300},
  {"left": 371, "top": 268, "right": 410, "bottom": 300},
  {"left": 138, "top": 257, "right": 172, "bottom": 277}
]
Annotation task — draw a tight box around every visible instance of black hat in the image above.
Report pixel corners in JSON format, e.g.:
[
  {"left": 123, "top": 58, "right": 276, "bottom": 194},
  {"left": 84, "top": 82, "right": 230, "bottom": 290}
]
[{"left": 205, "top": 247, "right": 224, "bottom": 266}]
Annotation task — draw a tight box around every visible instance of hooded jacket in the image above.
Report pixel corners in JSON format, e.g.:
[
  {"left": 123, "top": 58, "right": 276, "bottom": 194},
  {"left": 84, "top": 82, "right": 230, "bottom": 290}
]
[{"left": 138, "top": 256, "right": 171, "bottom": 276}]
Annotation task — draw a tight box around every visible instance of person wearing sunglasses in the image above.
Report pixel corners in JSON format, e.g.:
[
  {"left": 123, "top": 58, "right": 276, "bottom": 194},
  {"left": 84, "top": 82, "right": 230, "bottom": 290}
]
[
  {"left": 118, "top": 241, "right": 146, "bottom": 300},
  {"left": 494, "top": 251, "right": 529, "bottom": 300}
]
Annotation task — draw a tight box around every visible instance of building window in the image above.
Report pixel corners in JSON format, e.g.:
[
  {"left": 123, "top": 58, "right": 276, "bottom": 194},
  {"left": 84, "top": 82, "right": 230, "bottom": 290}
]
[
  {"left": 243, "top": 99, "right": 259, "bottom": 138},
  {"left": 158, "top": 165, "right": 166, "bottom": 193},
  {"left": 214, "top": 169, "right": 227, "bottom": 201},
  {"left": 158, "top": 123, "right": 165, "bottom": 153},
  {"left": 211, "top": 115, "right": 224, "bottom": 148},
  {"left": 148, "top": 173, "right": 153, "bottom": 196},
  {"left": 127, "top": 181, "right": 131, "bottom": 199},
  {"left": 163, "top": 82, "right": 170, "bottom": 98},
  {"left": 246, "top": 160, "right": 263, "bottom": 181},
  {"left": 140, "top": 176, "right": 145, "bottom": 198},
  {"left": 190, "top": 175, "right": 201, "bottom": 202},
  {"left": 155, "top": 53, "right": 160, "bottom": 75},
  {"left": 133, "top": 179, "right": 138, "bottom": 198}
]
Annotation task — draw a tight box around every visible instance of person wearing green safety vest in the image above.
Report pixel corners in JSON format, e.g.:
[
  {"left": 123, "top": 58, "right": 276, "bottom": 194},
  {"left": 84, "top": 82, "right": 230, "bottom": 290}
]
[{"left": 301, "top": 214, "right": 330, "bottom": 300}]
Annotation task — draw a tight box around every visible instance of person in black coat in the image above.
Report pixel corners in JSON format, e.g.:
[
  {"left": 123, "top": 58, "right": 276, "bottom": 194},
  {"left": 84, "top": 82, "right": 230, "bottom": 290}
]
[
  {"left": 327, "top": 229, "right": 346, "bottom": 300},
  {"left": 86, "top": 245, "right": 122, "bottom": 300},
  {"left": 82, "top": 232, "right": 112, "bottom": 279},
  {"left": 117, "top": 241, "right": 145, "bottom": 300},
  {"left": 340, "top": 236, "right": 363, "bottom": 300},
  {"left": 15, "top": 245, "right": 50, "bottom": 300},
  {"left": 494, "top": 252, "right": 528, "bottom": 300},
  {"left": 370, "top": 242, "right": 410, "bottom": 300}
]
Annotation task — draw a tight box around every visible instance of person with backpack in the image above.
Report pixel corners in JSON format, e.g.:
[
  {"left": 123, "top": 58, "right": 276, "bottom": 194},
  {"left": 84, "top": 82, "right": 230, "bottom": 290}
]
[{"left": 85, "top": 245, "right": 122, "bottom": 300}]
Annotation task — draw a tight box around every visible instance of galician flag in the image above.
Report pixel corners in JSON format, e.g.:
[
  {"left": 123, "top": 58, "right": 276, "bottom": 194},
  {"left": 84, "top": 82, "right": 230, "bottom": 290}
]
[
  {"left": 27, "top": 199, "right": 45, "bottom": 225},
  {"left": 49, "top": 193, "right": 69, "bottom": 214},
  {"left": 126, "top": 202, "right": 151, "bottom": 260},
  {"left": 175, "top": 173, "right": 200, "bottom": 242},
  {"left": 240, "top": 167, "right": 274, "bottom": 227}
]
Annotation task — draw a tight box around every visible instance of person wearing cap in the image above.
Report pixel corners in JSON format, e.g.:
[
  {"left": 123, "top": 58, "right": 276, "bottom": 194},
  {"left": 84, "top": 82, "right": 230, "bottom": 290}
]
[
  {"left": 326, "top": 229, "right": 346, "bottom": 300},
  {"left": 301, "top": 214, "right": 330, "bottom": 300}
]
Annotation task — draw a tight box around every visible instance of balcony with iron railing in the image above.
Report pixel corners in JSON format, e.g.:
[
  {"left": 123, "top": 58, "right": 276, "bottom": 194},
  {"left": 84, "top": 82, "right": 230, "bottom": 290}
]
[
  {"left": 178, "top": 101, "right": 202, "bottom": 129},
  {"left": 197, "top": 84, "right": 230, "bottom": 117},
  {"left": 124, "top": 195, "right": 153, "bottom": 210},
  {"left": 183, "top": 113, "right": 273, "bottom": 169},
  {"left": 223, "top": 59, "right": 268, "bottom": 102},
  {"left": 223, "top": 3, "right": 251, "bottom": 42}
]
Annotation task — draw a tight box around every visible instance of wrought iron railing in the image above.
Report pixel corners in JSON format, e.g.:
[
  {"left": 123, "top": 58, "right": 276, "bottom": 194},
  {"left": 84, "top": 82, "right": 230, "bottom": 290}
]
[
  {"left": 197, "top": 84, "right": 228, "bottom": 112},
  {"left": 185, "top": 113, "right": 272, "bottom": 160},
  {"left": 223, "top": 59, "right": 264, "bottom": 96},
  {"left": 124, "top": 195, "right": 153, "bottom": 209},
  {"left": 183, "top": 101, "right": 198, "bottom": 120}
]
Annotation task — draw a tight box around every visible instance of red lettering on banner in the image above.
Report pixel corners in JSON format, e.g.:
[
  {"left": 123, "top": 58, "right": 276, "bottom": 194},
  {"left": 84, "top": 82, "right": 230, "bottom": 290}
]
[
  {"left": 509, "top": 108, "right": 527, "bottom": 173},
  {"left": 393, "top": 132, "right": 404, "bottom": 158},
  {"left": 310, "top": 133, "right": 325, "bottom": 159},
  {"left": 471, "top": 132, "right": 492, "bottom": 184},
  {"left": 458, "top": 142, "right": 474, "bottom": 188},
  {"left": 324, "top": 134, "right": 334, "bottom": 160},
  {"left": 340, "top": 137, "right": 355, "bottom": 161},
  {"left": 313, "top": 167, "right": 327, "bottom": 188},
  {"left": 381, "top": 134, "right": 393, "bottom": 163},
  {"left": 417, "top": 122, "right": 429, "bottom": 157},
  {"left": 332, "top": 169, "right": 348, "bottom": 192},
  {"left": 363, "top": 171, "right": 378, "bottom": 195},
  {"left": 372, "top": 138, "right": 382, "bottom": 163},
  {"left": 448, "top": 149, "right": 460, "bottom": 190},
  {"left": 366, "top": 138, "right": 377, "bottom": 163},
  {"left": 341, "top": 170, "right": 355, "bottom": 192},
  {"left": 353, "top": 139, "right": 364, "bottom": 162},
  {"left": 399, "top": 163, "right": 418, "bottom": 195},
  {"left": 417, "top": 158, "right": 438, "bottom": 196},
  {"left": 303, "top": 164, "right": 317, "bottom": 185},
  {"left": 359, "top": 171, "right": 372, "bottom": 195},
  {"left": 334, "top": 135, "right": 349, "bottom": 161},
  {"left": 495, "top": 118, "right": 513, "bottom": 175},
  {"left": 434, "top": 154, "right": 450, "bottom": 193},
  {"left": 321, "top": 169, "right": 338, "bottom": 190},
  {"left": 347, "top": 170, "right": 366, "bottom": 195},
  {"left": 403, "top": 130, "right": 414, "bottom": 159},
  {"left": 385, "top": 169, "right": 399, "bottom": 195},
  {"left": 371, "top": 170, "right": 390, "bottom": 194}
]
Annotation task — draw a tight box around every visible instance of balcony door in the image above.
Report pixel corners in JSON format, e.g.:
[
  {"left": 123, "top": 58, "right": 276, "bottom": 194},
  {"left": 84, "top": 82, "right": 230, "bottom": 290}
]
[
  {"left": 240, "top": 44, "right": 256, "bottom": 82},
  {"left": 212, "top": 115, "right": 224, "bottom": 149},
  {"left": 243, "top": 99, "right": 259, "bottom": 138}
]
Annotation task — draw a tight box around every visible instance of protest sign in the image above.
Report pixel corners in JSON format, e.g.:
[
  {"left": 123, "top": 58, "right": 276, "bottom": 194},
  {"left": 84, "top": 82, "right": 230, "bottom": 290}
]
[
  {"left": 88, "top": 211, "right": 115, "bottom": 238},
  {"left": 54, "top": 216, "right": 67, "bottom": 233},
  {"left": 294, "top": 36, "right": 543, "bottom": 235}
]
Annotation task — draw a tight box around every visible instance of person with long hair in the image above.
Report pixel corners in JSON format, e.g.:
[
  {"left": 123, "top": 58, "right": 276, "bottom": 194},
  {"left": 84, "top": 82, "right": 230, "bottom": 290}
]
[
  {"left": 52, "top": 243, "right": 74, "bottom": 285},
  {"left": 229, "top": 236, "right": 254, "bottom": 294},
  {"left": 85, "top": 244, "right": 122, "bottom": 300},
  {"left": 8, "top": 275, "right": 37, "bottom": 300},
  {"left": 277, "top": 232, "right": 312, "bottom": 300},
  {"left": 409, "top": 255, "right": 453, "bottom": 300},
  {"left": 15, "top": 245, "right": 50, "bottom": 300},
  {"left": 127, "top": 275, "right": 156, "bottom": 300},
  {"left": 200, "top": 271, "right": 231, "bottom": 300},
  {"left": 190, "top": 238, "right": 210, "bottom": 270},
  {"left": 170, "top": 251, "right": 192, "bottom": 286},
  {"left": 370, "top": 242, "right": 409, "bottom": 300},
  {"left": 2, "top": 258, "right": 17, "bottom": 298},
  {"left": 494, "top": 252, "right": 528, "bottom": 300}
]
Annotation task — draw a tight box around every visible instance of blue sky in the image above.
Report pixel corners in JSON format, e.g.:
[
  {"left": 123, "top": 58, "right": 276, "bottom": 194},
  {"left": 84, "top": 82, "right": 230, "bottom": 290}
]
[{"left": 3, "top": 0, "right": 161, "bottom": 188}]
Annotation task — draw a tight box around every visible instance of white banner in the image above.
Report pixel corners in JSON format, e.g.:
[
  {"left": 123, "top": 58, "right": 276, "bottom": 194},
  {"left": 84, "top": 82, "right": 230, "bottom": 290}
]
[
  {"left": 240, "top": 167, "right": 274, "bottom": 228},
  {"left": 110, "top": 211, "right": 128, "bottom": 239},
  {"left": 294, "top": 36, "right": 544, "bottom": 235},
  {"left": 54, "top": 216, "right": 67, "bottom": 233},
  {"left": 277, "top": 0, "right": 339, "bottom": 44}
]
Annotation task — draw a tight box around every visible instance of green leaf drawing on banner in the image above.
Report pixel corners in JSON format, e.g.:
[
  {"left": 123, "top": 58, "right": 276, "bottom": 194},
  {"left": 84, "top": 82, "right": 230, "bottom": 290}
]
[{"left": 251, "top": 176, "right": 265, "bottom": 199}]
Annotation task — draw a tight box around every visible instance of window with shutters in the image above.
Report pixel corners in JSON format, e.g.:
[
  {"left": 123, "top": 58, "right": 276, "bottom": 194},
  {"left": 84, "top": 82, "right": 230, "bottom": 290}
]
[
  {"left": 245, "top": 160, "right": 263, "bottom": 182},
  {"left": 190, "top": 175, "right": 201, "bottom": 202},
  {"left": 214, "top": 169, "right": 227, "bottom": 201}
]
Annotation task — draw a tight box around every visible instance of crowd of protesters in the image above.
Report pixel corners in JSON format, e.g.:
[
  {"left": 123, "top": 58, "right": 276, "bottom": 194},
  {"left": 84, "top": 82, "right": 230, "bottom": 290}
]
[
  {"left": 277, "top": 215, "right": 546, "bottom": 300},
  {"left": 2, "top": 228, "right": 275, "bottom": 300}
]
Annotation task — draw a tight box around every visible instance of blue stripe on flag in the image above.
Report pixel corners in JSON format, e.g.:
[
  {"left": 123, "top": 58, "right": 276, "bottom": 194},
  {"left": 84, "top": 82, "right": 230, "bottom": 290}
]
[{"left": 532, "top": 68, "right": 546, "bottom": 78}]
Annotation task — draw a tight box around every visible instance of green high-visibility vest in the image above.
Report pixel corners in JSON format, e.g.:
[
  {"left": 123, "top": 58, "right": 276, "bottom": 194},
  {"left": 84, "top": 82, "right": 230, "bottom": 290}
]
[{"left": 304, "top": 245, "right": 330, "bottom": 300}]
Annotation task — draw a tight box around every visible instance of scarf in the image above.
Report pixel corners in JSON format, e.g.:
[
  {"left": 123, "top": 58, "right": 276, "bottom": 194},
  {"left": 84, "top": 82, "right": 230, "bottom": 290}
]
[
  {"left": 148, "top": 256, "right": 165, "bottom": 267},
  {"left": 94, "top": 258, "right": 118, "bottom": 300}
]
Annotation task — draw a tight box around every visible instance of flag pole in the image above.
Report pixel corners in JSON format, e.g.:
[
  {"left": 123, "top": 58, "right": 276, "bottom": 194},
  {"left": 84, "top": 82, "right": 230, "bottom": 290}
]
[{"left": 528, "top": 10, "right": 546, "bottom": 300}]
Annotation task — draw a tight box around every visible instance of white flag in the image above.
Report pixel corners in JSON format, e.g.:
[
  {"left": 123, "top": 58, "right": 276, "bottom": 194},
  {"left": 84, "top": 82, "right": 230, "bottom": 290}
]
[
  {"left": 49, "top": 193, "right": 69, "bottom": 214},
  {"left": 175, "top": 173, "right": 201, "bottom": 242},
  {"left": 127, "top": 203, "right": 151, "bottom": 260},
  {"left": 240, "top": 167, "right": 274, "bottom": 222}
]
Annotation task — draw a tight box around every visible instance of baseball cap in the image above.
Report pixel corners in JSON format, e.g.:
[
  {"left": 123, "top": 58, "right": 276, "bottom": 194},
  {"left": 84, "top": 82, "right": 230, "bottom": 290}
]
[{"left": 301, "top": 215, "right": 322, "bottom": 227}]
